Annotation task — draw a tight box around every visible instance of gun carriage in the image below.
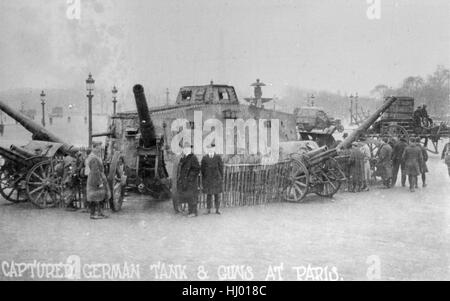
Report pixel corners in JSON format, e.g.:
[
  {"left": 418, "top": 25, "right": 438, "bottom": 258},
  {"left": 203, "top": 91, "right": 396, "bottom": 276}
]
[{"left": 282, "top": 96, "right": 400, "bottom": 202}]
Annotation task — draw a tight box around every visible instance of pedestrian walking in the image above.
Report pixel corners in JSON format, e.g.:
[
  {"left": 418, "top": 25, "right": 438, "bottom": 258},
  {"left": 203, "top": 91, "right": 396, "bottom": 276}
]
[
  {"left": 86, "top": 147, "right": 111, "bottom": 219},
  {"left": 416, "top": 137, "right": 428, "bottom": 187},
  {"left": 392, "top": 137, "right": 408, "bottom": 187},
  {"left": 348, "top": 142, "right": 365, "bottom": 192},
  {"left": 401, "top": 137, "right": 424, "bottom": 192},
  {"left": 375, "top": 137, "right": 393, "bottom": 188},
  {"left": 201, "top": 143, "right": 224, "bottom": 215},
  {"left": 177, "top": 141, "right": 200, "bottom": 217}
]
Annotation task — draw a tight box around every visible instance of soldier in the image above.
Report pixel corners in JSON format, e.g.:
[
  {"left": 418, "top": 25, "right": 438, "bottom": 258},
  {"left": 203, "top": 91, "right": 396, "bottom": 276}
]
[
  {"left": 417, "top": 137, "right": 428, "bottom": 187},
  {"left": 401, "top": 137, "right": 424, "bottom": 192},
  {"left": 442, "top": 138, "right": 450, "bottom": 179},
  {"left": 348, "top": 142, "right": 365, "bottom": 192},
  {"left": 375, "top": 137, "right": 393, "bottom": 188},
  {"left": 359, "top": 137, "right": 371, "bottom": 190},
  {"left": 86, "top": 147, "right": 111, "bottom": 219},
  {"left": 392, "top": 137, "right": 408, "bottom": 187},
  {"left": 177, "top": 141, "right": 200, "bottom": 217},
  {"left": 201, "top": 143, "right": 224, "bottom": 215}
]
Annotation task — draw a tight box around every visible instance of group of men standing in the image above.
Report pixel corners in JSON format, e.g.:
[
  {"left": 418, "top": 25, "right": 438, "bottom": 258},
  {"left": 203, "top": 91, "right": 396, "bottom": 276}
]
[
  {"left": 173, "top": 142, "right": 224, "bottom": 217},
  {"left": 345, "top": 135, "right": 429, "bottom": 193}
]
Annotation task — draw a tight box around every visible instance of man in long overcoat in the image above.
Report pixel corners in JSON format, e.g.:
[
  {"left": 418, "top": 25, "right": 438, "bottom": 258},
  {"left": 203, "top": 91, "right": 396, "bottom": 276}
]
[
  {"left": 416, "top": 137, "right": 429, "bottom": 188},
  {"left": 401, "top": 137, "right": 424, "bottom": 192},
  {"left": 86, "top": 147, "right": 111, "bottom": 219},
  {"left": 177, "top": 142, "right": 200, "bottom": 217},
  {"left": 201, "top": 143, "right": 224, "bottom": 214},
  {"left": 376, "top": 138, "right": 393, "bottom": 188},
  {"left": 348, "top": 142, "right": 365, "bottom": 192},
  {"left": 392, "top": 138, "right": 408, "bottom": 187}
]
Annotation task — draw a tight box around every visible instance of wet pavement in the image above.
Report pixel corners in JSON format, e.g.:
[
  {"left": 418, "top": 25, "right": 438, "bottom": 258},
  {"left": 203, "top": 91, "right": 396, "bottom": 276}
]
[{"left": 0, "top": 151, "right": 449, "bottom": 280}]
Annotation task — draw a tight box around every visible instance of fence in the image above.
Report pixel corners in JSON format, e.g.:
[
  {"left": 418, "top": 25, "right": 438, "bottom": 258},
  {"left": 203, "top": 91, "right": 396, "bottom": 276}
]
[{"left": 198, "top": 160, "right": 292, "bottom": 208}]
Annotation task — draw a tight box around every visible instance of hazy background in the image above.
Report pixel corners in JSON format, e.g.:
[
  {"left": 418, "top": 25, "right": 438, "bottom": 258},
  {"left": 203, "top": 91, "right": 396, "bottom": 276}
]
[{"left": 0, "top": 0, "right": 449, "bottom": 116}]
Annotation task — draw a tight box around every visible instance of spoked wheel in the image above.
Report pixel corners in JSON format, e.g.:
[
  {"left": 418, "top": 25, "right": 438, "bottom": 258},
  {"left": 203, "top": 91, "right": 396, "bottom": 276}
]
[
  {"left": 383, "top": 124, "right": 409, "bottom": 141},
  {"left": 26, "top": 159, "right": 64, "bottom": 209},
  {"left": 283, "top": 159, "right": 309, "bottom": 202},
  {"left": 108, "top": 152, "right": 126, "bottom": 212},
  {"left": 0, "top": 169, "right": 28, "bottom": 203},
  {"left": 312, "top": 157, "right": 344, "bottom": 197}
]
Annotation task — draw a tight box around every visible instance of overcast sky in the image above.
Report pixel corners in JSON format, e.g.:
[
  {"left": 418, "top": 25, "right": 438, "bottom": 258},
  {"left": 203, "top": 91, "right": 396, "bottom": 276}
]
[{"left": 0, "top": 0, "right": 449, "bottom": 101}]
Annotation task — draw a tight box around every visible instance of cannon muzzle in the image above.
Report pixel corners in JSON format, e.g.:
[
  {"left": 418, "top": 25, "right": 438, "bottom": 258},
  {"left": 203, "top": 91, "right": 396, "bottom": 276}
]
[{"left": 133, "top": 84, "right": 156, "bottom": 148}]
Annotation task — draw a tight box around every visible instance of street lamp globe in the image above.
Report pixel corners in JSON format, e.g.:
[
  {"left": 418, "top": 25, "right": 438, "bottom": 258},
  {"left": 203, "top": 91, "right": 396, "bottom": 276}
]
[
  {"left": 86, "top": 73, "right": 95, "bottom": 93},
  {"left": 112, "top": 86, "right": 118, "bottom": 96}
]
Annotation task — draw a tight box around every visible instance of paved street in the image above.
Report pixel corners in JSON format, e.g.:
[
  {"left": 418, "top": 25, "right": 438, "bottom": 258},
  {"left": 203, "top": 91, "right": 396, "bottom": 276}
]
[{"left": 1, "top": 149, "right": 449, "bottom": 280}]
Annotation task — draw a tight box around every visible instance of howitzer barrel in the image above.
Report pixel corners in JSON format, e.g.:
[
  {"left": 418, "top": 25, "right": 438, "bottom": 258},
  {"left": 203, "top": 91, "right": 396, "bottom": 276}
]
[
  {"left": 337, "top": 96, "right": 398, "bottom": 150},
  {"left": 307, "top": 148, "right": 338, "bottom": 166},
  {"left": 0, "top": 146, "right": 28, "bottom": 165},
  {"left": 133, "top": 84, "right": 156, "bottom": 148},
  {"left": 0, "top": 100, "right": 63, "bottom": 143},
  {"left": 0, "top": 100, "right": 77, "bottom": 154}
]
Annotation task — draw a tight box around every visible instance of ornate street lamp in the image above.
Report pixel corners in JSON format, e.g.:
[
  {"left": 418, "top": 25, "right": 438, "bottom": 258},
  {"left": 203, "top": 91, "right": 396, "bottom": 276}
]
[
  {"left": 112, "top": 86, "right": 118, "bottom": 115},
  {"left": 349, "top": 94, "right": 354, "bottom": 125},
  {"left": 40, "top": 90, "right": 46, "bottom": 127},
  {"left": 86, "top": 73, "right": 95, "bottom": 148}
]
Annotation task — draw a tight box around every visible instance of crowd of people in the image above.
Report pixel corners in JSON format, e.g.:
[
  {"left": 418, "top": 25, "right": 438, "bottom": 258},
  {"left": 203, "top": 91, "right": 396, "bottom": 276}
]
[{"left": 340, "top": 135, "right": 438, "bottom": 193}]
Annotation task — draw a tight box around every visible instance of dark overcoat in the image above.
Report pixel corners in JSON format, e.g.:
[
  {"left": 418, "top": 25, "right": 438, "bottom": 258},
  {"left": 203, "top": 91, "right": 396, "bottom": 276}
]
[
  {"left": 86, "top": 154, "right": 109, "bottom": 203},
  {"left": 177, "top": 154, "right": 200, "bottom": 202},
  {"left": 376, "top": 143, "right": 393, "bottom": 179},
  {"left": 402, "top": 144, "right": 423, "bottom": 176},
  {"left": 201, "top": 154, "right": 224, "bottom": 194},
  {"left": 348, "top": 148, "right": 365, "bottom": 181}
]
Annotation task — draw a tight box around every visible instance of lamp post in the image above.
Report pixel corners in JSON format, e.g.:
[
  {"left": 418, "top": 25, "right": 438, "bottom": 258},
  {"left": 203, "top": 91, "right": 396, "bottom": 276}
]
[
  {"left": 310, "top": 94, "right": 315, "bottom": 107},
  {"left": 86, "top": 73, "right": 95, "bottom": 148},
  {"left": 112, "top": 86, "right": 118, "bottom": 115},
  {"left": 349, "top": 94, "right": 354, "bottom": 125},
  {"left": 166, "top": 88, "right": 170, "bottom": 106},
  {"left": 40, "top": 90, "right": 46, "bottom": 127},
  {"left": 355, "top": 92, "right": 359, "bottom": 122}
]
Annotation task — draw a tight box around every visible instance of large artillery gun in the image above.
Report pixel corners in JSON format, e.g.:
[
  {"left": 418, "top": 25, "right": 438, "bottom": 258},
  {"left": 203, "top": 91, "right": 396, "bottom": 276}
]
[
  {"left": 0, "top": 100, "right": 81, "bottom": 208},
  {"left": 282, "top": 96, "right": 399, "bottom": 202},
  {"left": 102, "top": 84, "right": 171, "bottom": 210}
]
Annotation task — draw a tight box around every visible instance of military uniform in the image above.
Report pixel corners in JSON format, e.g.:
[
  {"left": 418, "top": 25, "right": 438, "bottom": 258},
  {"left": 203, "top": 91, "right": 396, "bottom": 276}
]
[
  {"left": 419, "top": 144, "right": 428, "bottom": 187},
  {"left": 392, "top": 140, "right": 408, "bottom": 187},
  {"left": 86, "top": 153, "right": 110, "bottom": 219},
  {"left": 401, "top": 143, "right": 423, "bottom": 192},
  {"left": 376, "top": 143, "right": 393, "bottom": 187},
  {"left": 348, "top": 145, "right": 365, "bottom": 192}
]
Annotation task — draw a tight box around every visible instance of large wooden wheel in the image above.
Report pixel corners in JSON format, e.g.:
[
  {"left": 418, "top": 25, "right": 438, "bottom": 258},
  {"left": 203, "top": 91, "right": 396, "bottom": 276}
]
[
  {"left": 108, "top": 151, "right": 126, "bottom": 212},
  {"left": 26, "top": 159, "right": 64, "bottom": 209},
  {"left": 283, "top": 159, "right": 309, "bottom": 202},
  {"left": 313, "top": 157, "right": 343, "bottom": 197},
  {"left": 383, "top": 124, "right": 409, "bottom": 141},
  {"left": 0, "top": 167, "right": 28, "bottom": 203}
]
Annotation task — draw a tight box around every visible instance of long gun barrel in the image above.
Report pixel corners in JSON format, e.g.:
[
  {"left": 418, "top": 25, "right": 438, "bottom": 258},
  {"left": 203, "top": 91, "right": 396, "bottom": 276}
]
[
  {"left": 0, "top": 99, "right": 77, "bottom": 154},
  {"left": 133, "top": 84, "right": 156, "bottom": 148},
  {"left": 337, "top": 96, "right": 398, "bottom": 150},
  {"left": 302, "top": 96, "right": 398, "bottom": 167}
]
